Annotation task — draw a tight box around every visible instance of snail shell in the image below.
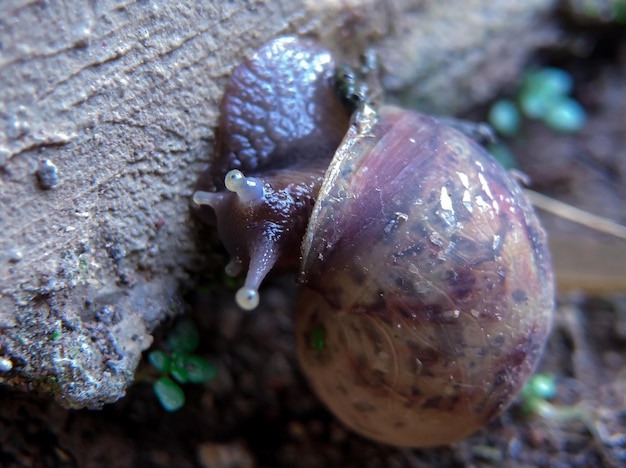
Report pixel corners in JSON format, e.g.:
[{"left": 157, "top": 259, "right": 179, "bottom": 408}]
[
  {"left": 194, "top": 36, "right": 554, "bottom": 447},
  {"left": 296, "top": 105, "right": 553, "bottom": 447}
]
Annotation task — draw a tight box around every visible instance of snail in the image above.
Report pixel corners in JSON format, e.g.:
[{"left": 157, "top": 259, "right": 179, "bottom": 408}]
[{"left": 193, "top": 36, "right": 554, "bottom": 447}]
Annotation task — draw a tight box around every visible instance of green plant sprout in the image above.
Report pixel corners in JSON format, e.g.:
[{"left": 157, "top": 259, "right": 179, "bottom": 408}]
[
  {"left": 519, "top": 373, "right": 626, "bottom": 458},
  {"left": 488, "top": 99, "right": 520, "bottom": 137},
  {"left": 519, "top": 371, "right": 604, "bottom": 431},
  {"left": 520, "top": 373, "right": 560, "bottom": 415},
  {"left": 147, "top": 320, "right": 216, "bottom": 411},
  {"left": 487, "top": 67, "right": 587, "bottom": 168},
  {"left": 490, "top": 67, "right": 586, "bottom": 136},
  {"left": 520, "top": 372, "right": 590, "bottom": 420}
]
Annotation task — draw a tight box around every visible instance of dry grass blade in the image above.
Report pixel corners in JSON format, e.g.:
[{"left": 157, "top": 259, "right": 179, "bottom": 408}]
[{"left": 525, "top": 189, "right": 626, "bottom": 241}]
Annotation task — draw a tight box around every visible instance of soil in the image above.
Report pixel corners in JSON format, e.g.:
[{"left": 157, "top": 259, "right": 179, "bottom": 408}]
[{"left": 1, "top": 21, "right": 625, "bottom": 468}]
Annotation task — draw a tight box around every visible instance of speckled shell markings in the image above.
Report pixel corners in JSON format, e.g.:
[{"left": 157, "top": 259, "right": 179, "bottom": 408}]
[{"left": 295, "top": 106, "right": 554, "bottom": 447}]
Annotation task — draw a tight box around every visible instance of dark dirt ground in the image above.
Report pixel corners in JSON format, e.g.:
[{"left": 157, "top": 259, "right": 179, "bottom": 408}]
[{"left": 1, "top": 23, "right": 626, "bottom": 468}]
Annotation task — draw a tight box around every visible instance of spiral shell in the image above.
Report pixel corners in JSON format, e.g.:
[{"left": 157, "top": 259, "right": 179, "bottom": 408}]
[{"left": 295, "top": 105, "right": 553, "bottom": 447}]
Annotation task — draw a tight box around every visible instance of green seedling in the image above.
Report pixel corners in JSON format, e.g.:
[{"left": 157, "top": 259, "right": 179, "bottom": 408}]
[
  {"left": 542, "top": 97, "right": 587, "bottom": 133},
  {"left": 520, "top": 372, "right": 557, "bottom": 414},
  {"left": 519, "top": 372, "right": 626, "bottom": 459},
  {"left": 487, "top": 66, "right": 587, "bottom": 168},
  {"left": 488, "top": 66, "right": 586, "bottom": 142},
  {"left": 519, "top": 373, "right": 584, "bottom": 420},
  {"left": 488, "top": 99, "right": 520, "bottom": 137},
  {"left": 147, "top": 320, "right": 216, "bottom": 411}
]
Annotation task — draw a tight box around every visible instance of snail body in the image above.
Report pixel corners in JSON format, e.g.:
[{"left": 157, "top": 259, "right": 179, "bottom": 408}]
[{"left": 194, "top": 36, "right": 554, "bottom": 447}]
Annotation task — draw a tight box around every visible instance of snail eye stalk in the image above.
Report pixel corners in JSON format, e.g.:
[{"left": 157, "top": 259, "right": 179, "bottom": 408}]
[{"left": 224, "top": 169, "right": 265, "bottom": 204}]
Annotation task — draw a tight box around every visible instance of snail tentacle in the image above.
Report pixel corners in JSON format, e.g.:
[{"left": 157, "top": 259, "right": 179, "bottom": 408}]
[
  {"left": 192, "top": 190, "right": 224, "bottom": 209},
  {"left": 235, "top": 238, "right": 280, "bottom": 311},
  {"left": 194, "top": 168, "right": 326, "bottom": 310}
]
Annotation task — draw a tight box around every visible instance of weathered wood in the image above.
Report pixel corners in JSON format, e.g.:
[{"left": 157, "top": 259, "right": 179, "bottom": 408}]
[{"left": 0, "top": 0, "right": 558, "bottom": 407}]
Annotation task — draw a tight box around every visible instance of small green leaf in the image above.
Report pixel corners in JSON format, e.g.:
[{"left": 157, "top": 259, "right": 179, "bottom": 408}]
[
  {"left": 153, "top": 376, "right": 185, "bottom": 411},
  {"left": 543, "top": 97, "right": 586, "bottom": 133},
  {"left": 169, "top": 367, "right": 188, "bottom": 384},
  {"left": 147, "top": 350, "right": 170, "bottom": 373},
  {"left": 520, "top": 373, "right": 556, "bottom": 413},
  {"left": 167, "top": 320, "right": 199, "bottom": 353},
  {"left": 518, "top": 86, "right": 559, "bottom": 119},
  {"left": 523, "top": 67, "right": 573, "bottom": 98},
  {"left": 524, "top": 373, "right": 556, "bottom": 400},
  {"left": 183, "top": 355, "right": 217, "bottom": 383},
  {"left": 169, "top": 352, "right": 189, "bottom": 384},
  {"left": 488, "top": 99, "right": 520, "bottom": 137}
]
